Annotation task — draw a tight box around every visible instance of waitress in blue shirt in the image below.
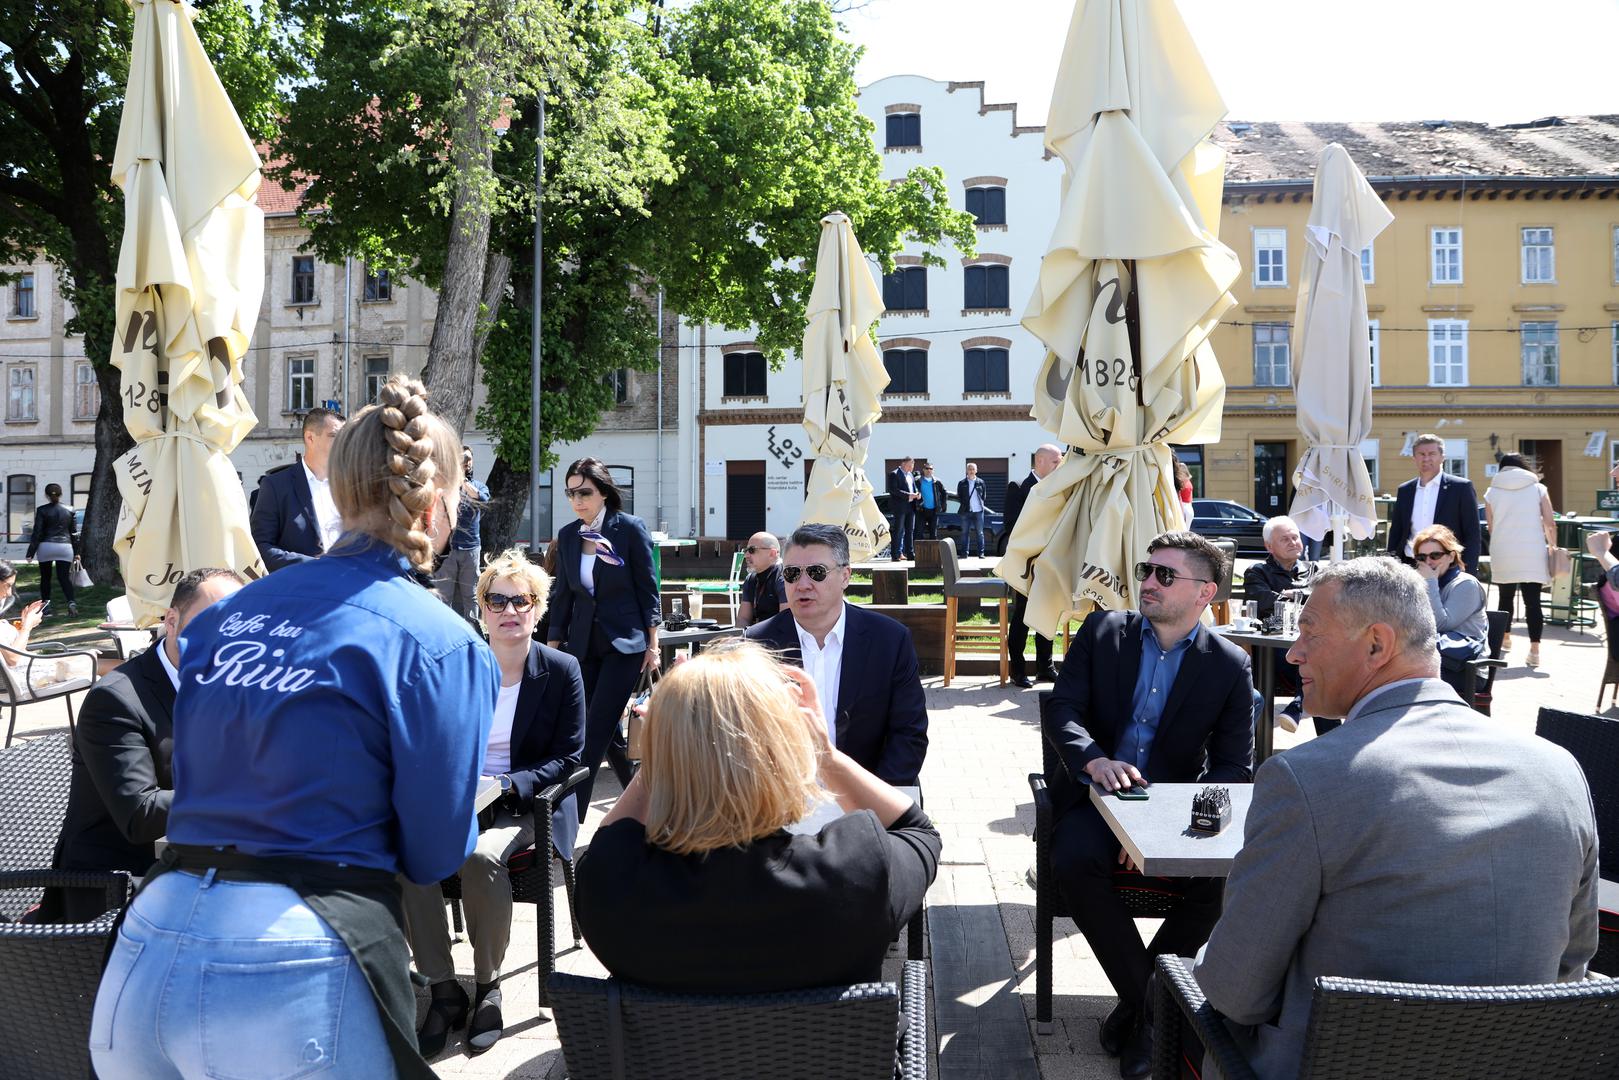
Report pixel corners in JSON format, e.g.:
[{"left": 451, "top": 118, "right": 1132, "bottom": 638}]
[
  {"left": 91, "top": 378, "right": 497, "bottom": 1080},
  {"left": 547, "top": 457, "right": 660, "bottom": 822}
]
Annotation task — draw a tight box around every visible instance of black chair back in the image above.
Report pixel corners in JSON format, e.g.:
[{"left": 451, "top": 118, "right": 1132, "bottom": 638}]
[
  {"left": 1210, "top": 539, "right": 1236, "bottom": 606},
  {"left": 548, "top": 962, "right": 926, "bottom": 1080},
  {"left": 0, "top": 870, "right": 131, "bottom": 1080},
  {"left": 1535, "top": 707, "right": 1619, "bottom": 881},
  {"left": 0, "top": 733, "right": 73, "bottom": 920},
  {"left": 1296, "top": 974, "right": 1619, "bottom": 1080}
]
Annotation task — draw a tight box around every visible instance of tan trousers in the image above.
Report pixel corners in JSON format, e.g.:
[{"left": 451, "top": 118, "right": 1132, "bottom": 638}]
[{"left": 400, "top": 808, "right": 535, "bottom": 985}]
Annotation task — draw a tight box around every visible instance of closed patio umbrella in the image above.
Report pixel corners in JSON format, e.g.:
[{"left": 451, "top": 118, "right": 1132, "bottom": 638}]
[
  {"left": 109, "top": 0, "right": 266, "bottom": 623},
  {"left": 799, "top": 212, "right": 892, "bottom": 562},
  {"left": 996, "top": 0, "right": 1239, "bottom": 637},
  {"left": 1288, "top": 143, "right": 1392, "bottom": 558}
]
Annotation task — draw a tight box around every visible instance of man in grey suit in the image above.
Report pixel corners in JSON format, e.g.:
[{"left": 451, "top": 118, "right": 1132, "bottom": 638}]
[{"left": 1193, "top": 557, "right": 1599, "bottom": 1080}]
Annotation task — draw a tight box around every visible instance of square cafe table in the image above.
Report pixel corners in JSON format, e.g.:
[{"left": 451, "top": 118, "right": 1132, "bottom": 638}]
[
  {"left": 1217, "top": 626, "right": 1298, "bottom": 765},
  {"left": 1087, "top": 782, "right": 1253, "bottom": 877}
]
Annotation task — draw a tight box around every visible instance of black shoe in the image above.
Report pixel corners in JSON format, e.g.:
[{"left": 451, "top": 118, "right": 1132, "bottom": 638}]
[
  {"left": 466, "top": 981, "right": 504, "bottom": 1055},
  {"left": 1035, "top": 666, "right": 1059, "bottom": 683},
  {"left": 1098, "top": 1001, "right": 1136, "bottom": 1056},
  {"left": 1119, "top": 1013, "right": 1152, "bottom": 1078},
  {"left": 417, "top": 981, "right": 469, "bottom": 1059},
  {"left": 1010, "top": 675, "right": 1033, "bottom": 688}
]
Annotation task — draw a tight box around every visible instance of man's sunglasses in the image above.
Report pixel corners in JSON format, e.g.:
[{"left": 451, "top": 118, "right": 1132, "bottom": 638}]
[
  {"left": 564, "top": 486, "right": 599, "bottom": 500},
  {"left": 483, "top": 592, "right": 536, "bottom": 612},
  {"left": 746, "top": 545, "right": 776, "bottom": 555},
  {"left": 1415, "top": 550, "right": 1452, "bottom": 562},
  {"left": 783, "top": 563, "right": 844, "bottom": 584},
  {"left": 1133, "top": 562, "right": 1213, "bottom": 588}
]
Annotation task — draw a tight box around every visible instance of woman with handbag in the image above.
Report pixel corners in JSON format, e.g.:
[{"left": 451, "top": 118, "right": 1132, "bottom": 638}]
[
  {"left": 90, "top": 378, "right": 497, "bottom": 1080},
  {"left": 401, "top": 548, "right": 584, "bottom": 1058},
  {"left": 26, "top": 483, "right": 79, "bottom": 615},
  {"left": 1485, "top": 453, "right": 1556, "bottom": 667},
  {"left": 546, "top": 457, "right": 660, "bottom": 823}
]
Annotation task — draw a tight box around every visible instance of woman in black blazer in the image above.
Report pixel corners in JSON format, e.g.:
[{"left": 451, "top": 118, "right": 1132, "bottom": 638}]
[
  {"left": 401, "top": 548, "right": 585, "bottom": 1057},
  {"left": 576, "top": 642, "right": 941, "bottom": 993},
  {"left": 546, "top": 457, "right": 660, "bottom": 823}
]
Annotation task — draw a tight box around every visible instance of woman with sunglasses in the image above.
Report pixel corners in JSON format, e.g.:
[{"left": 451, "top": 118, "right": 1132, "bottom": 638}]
[
  {"left": 1412, "top": 524, "right": 1488, "bottom": 694},
  {"left": 547, "top": 457, "right": 660, "bottom": 822},
  {"left": 401, "top": 549, "right": 584, "bottom": 1057}
]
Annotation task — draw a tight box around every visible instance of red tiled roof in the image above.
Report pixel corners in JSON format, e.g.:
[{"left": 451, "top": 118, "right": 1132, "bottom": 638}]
[{"left": 254, "top": 143, "right": 313, "bottom": 216}]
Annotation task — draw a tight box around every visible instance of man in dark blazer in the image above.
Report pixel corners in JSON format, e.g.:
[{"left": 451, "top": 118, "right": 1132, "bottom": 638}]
[
  {"left": 250, "top": 407, "right": 345, "bottom": 571},
  {"left": 1385, "top": 432, "right": 1481, "bottom": 572},
  {"left": 1043, "top": 531, "right": 1254, "bottom": 1077},
  {"left": 886, "top": 455, "right": 920, "bottom": 561},
  {"left": 48, "top": 567, "right": 245, "bottom": 921},
  {"left": 1004, "top": 444, "right": 1062, "bottom": 685},
  {"left": 954, "top": 463, "right": 991, "bottom": 557},
  {"left": 746, "top": 523, "right": 928, "bottom": 784}
]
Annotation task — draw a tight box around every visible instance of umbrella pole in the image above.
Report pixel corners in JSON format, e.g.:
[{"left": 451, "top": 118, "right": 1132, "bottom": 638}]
[{"left": 1330, "top": 506, "right": 1348, "bottom": 563}]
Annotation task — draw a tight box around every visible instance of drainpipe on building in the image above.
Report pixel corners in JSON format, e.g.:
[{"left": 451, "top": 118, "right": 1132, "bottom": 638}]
[
  {"left": 656, "top": 287, "right": 664, "bottom": 533},
  {"left": 342, "top": 257, "right": 352, "bottom": 412}
]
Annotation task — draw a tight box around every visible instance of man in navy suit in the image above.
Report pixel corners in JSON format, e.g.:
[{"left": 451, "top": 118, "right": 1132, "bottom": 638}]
[
  {"left": 1386, "top": 432, "right": 1481, "bottom": 572},
  {"left": 746, "top": 523, "right": 928, "bottom": 784},
  {"left": 1043, "top": 531, "right": 1254, "bottom": 1077},
  {"left": 250, "top": 407, "right": 345, "bottom": 571},
  {"left": 886, "top": 456, "right": 920, "bottom": 561}
]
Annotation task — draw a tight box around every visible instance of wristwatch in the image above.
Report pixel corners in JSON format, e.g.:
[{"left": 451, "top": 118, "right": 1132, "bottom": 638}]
[{"left": 498, "top": 774, "right": 514, "bottom": 797}]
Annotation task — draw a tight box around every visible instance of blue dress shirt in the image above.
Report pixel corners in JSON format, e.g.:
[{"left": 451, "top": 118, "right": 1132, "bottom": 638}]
[
  {"left": 168, "top": 539, "right": 499, "bottom": 885},
  {"left": 920, "top": 480, "right": 935, "bottom": 510},
  {"left": 1120, "top": 620, "right": 1199, "bottom": 772}
]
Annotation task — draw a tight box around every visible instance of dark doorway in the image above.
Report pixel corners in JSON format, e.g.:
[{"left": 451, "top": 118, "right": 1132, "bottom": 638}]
[
  {"left": 1254, "top": 442, "right": 1290, "bottom": 517},
  {"left": 1519, "top": 439, "right": 1563, "bottom": 510},
  {"left": 726, "top": 460, "right": 765, "bottom": 540}
]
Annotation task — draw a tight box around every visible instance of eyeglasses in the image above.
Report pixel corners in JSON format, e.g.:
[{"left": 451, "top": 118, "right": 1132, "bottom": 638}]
[
  {"left": 1415, "top": 550, "right": 1452, "bottom": 562},
  {"left": 745, "top": 545, "right": 776, "bottom": 555},
  {"left": 783, "top": 563, "right": 844, "bottom": 584},
  {"left": 1133, "top": 562, "right": 1213, "bottom": 588},
  {"left": 483, "top": 592, "right": 536, "bottom": 613},
  {"left": 565, "top": 487, "right": 598, "bottom": 500}
]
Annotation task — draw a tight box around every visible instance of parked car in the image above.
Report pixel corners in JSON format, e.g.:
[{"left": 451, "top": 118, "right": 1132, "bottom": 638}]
[
  {"left": 873, "top": 492, "right": 1005, "bottom": 557},
  {"left": 1190, "top": 498, "right": 1268, "bottom": 555}
]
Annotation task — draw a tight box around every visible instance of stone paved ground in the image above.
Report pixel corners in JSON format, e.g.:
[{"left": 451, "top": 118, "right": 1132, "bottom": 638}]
[{"left": 8, "top": 618, "right": 1615, "bottom": 1077}]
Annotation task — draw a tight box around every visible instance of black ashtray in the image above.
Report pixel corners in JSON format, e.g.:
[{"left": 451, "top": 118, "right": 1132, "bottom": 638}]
[
  {"left": 1260, "top": 615, "right": 1284, "bottom": 635},
  {"left": 1189, "top": 786, "right": 1232, "bottom": 834}
]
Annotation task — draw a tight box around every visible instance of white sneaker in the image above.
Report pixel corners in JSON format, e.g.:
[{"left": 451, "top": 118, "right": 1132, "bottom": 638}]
[{"left": 1276, "top": 700, "right": 1302, "bottom": 733}]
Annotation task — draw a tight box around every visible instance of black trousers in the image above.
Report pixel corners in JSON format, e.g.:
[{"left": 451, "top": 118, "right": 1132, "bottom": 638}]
[
  {"left": 1050, "top": 801, "right": 1225, "bottom": 1012},
  {"left": 37, "top": 559, "right": 76, "bottom": 604},
  {"left": 574, "top": 628, "right": 641, "bottom": 823},
  {"left": 917, "top": 507, "right": 939, "bottom": 540},
  {"left": 891, "top": 504, "right": 916, "bottom": 559},
  {"left": 1496, "top": 581, "right": 1544, "bottom": 642},
  {"left": 1008, "top": 594, "right": 1052, "bottom": 677}
]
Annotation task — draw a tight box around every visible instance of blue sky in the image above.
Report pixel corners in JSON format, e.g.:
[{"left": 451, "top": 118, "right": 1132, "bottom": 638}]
[{"left": 844, "top": 0, "right": 1619, "bottom": 127}]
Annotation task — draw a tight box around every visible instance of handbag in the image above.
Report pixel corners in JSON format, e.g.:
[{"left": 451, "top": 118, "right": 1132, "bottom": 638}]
[
  {"left": 1548, "top": 547, "right": 1573, "bottom": 580},
  {"left": 623, "top": 665, "right": 659, "bottom": 760},
  {"left": 69, "top": 558, "right": 93, "bottom": 589}
]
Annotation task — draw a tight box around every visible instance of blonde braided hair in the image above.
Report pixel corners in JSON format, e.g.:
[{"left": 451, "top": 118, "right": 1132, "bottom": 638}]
[{"left": 329, "top": 375, "right": 462, "bottom": 571}]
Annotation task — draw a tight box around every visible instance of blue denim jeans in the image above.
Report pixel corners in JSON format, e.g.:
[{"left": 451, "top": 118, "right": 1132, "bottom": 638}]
[
  {"left": 962, "top": 510, "right": 987, "bottom": 557},
  {"left": 91, "top": 870, "right": 392, "bottom": 1079}
]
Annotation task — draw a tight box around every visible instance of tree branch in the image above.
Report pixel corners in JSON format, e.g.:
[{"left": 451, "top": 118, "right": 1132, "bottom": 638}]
[{"left": 0, "top": 172, "right": 66, "bottom": 220}]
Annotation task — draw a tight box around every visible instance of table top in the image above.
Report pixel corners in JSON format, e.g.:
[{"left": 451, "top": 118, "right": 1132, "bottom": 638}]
[
  {"left": 653, "top": 537, "right": 697, "bottom": 548},
  {"left": 475, "top": 776, "right": 500, "bottom": 814},
  {"left": 1088, "top": 781, "right": 1253, "bottom": 877},
  {"left": 659, "top": 625, "right": 743, "bottom": 646},
  {"left": 1216, "top": 626, "right": 1298, "bottom": 649},
  {"left": 1601, "top": 877, "right": 1618, "bottom": 914}
]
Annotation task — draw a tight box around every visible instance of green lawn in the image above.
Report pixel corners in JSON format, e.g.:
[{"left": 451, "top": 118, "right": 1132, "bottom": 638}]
[{"left": 12, "top": 580, "right": 124, "bottom": 645}]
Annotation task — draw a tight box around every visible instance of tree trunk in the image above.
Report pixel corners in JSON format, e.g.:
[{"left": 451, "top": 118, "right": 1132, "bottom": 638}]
[
  {"left": 81, "top": 363, "right": 135, "bottom": 586},
  {"left": 482, "top": 454, "right": 531, "bottom": 564}
]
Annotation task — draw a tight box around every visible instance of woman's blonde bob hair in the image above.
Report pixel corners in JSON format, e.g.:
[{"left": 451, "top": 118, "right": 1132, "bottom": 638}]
[
  {"left": 328, "top": 376, "right": 462, "bottom": 570},
  {"left": 1412, "top": 523, "right": 1465, "bottom": 564},
  {"left": 476, "top": 547, "right": 552, "bottom": 621},
  {"left": 640, "top": 641, "right": 822, "bottom": 856}
]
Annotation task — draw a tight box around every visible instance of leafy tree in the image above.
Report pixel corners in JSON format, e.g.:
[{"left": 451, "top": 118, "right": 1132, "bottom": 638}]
[{"left": 0, "top": 0, "right": 290, "bottom": 582}]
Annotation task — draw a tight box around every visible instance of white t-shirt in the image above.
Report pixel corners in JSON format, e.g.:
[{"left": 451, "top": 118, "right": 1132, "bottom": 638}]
[
  {"left": 794, "top": 604, "right": 847, "bottom": 744},
  {"left": 483, "top": 681, "right": 521, "bottom": 776},
  {"left": 1406, "top": 474, "right": 1443, "bottom": 556},
  {"left": 304, "top": 462, "right": 344, "bottom": 552}
]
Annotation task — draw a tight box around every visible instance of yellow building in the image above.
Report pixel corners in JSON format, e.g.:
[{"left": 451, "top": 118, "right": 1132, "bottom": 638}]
[{"left": 1196, "top": 116, "right": 1619, "bottom": 518}]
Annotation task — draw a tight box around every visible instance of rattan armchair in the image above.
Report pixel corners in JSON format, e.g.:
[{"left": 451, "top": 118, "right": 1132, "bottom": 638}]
[
  {"left": 548, "top": 960, "right": 927, "bottom": 1080},
  {"left": 1536, "top": 706, "right": 1619, "bottom": 976},
  {"left": 0, "top": 732, "right": 74, "bottom": 921},
  {"left": 1151, "top": 953, "right": 1619, "bottom": 1080},
  {"left": 441, "top": 764, "right": 589, "bottom": 1008},
  {"left": 0, "top": 870, "right": 132, "bottom": 1080}
]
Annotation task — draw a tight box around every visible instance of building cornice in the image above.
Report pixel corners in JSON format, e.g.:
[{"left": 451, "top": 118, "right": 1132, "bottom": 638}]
[{"left": 700, "top": 403, "right": 1035, "bottom": 426}]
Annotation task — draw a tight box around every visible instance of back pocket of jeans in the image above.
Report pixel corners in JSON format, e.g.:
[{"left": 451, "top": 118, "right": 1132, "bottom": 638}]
[
  {"left": 200, "top": 954, "right": 349, "bottom": 1080},
  {"left": 88, "top": 936, "right": 144, "bottom": 1051}
]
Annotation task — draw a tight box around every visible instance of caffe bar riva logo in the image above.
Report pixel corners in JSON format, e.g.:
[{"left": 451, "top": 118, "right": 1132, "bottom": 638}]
[{"left": 194, "top": 613, "right": 317, "bottom": 692}]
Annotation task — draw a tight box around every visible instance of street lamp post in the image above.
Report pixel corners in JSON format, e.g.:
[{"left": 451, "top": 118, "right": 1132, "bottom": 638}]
[{"left": 529, "top": 93, "right": 544, "bottom": 553}]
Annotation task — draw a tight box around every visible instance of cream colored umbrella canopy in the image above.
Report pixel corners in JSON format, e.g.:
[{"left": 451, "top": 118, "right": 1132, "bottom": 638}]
[
  {"left": 798, "top": 213, "right": 892, "bottom": 562},
  {"left": 1288, "top": 144, "right": 1392, "bottom": 557},
  {"left": 996, "top": 0, "right": 1239, "bottom": 637},
  {"left": 110, "top": 0, "right": 266, "bottom": 624}
]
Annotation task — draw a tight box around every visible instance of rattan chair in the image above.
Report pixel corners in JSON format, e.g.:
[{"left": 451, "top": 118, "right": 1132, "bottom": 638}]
[
  {"left": 1028, "top": 694, "right": 1192, "bottom": 1033},
  {"left": 0, "top": 870, "right": 132, "bottom": 1080},
  {"left": 548, "top": 960, "right": 927, "bottom": 1080},
  {"left": 1, "top": 640, "right": 98, "bottom": 747},
  {"left": 0, "top": 732, "right": 74, "bottom": 921},
  {"left": 441, "top": 764, "right": 589, "bottom": 1008},
  {"left": 1535, "top": 706, "right": 1619, "bottom": 976},
  {"left": 1454, "top": 609, "right": 1510, "bottom": 715},
  {"left": 1151, "top": 953, "right": 1619, "bottom": 1080}
]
